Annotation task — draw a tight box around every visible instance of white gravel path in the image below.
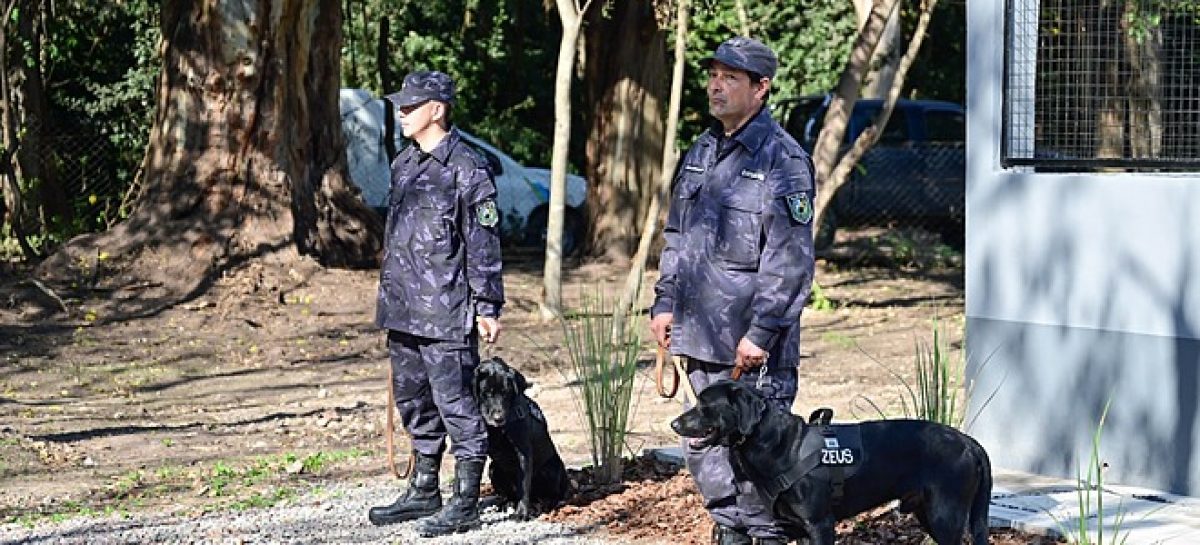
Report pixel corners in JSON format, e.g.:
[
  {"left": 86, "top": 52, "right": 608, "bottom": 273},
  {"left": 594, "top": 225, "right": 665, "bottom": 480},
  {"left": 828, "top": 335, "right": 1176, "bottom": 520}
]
[{"left": 0, "top": 480, "right": 618, "bottom": 545}]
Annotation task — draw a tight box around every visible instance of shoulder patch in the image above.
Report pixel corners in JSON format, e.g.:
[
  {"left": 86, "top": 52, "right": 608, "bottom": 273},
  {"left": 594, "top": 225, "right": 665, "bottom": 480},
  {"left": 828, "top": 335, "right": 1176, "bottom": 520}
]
[
  {"left": 476, "top": 199, "right": 499, "bottom": 228},
  {"left": 786, "top": 192, "right": 813, "bottom": 224}
]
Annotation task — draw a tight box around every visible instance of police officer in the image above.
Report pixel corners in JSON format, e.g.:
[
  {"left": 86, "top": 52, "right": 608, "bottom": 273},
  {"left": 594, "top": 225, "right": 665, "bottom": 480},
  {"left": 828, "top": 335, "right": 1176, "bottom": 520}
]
[
  {"left": 650, "top": 37, "right": 816, "bottom": 545},
  {"left": 367, "top": 70, "right": 505, "bottom": 538}
]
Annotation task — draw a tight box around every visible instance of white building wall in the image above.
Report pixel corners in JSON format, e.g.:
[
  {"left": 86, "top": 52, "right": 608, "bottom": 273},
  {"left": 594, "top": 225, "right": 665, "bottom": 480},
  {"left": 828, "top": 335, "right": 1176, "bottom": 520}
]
[{"left": 966, "top": 0, "right": 1200, "bottom": 494}]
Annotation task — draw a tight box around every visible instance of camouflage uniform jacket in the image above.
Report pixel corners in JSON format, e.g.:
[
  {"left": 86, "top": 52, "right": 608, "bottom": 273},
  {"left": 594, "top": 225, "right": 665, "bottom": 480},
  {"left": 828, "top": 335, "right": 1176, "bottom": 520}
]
[
  {"left": 652, "top": 107, "right": 816, "bottom": 365},
  {"left": 376, "top": 127, "right": 505, "bottom": 340}
]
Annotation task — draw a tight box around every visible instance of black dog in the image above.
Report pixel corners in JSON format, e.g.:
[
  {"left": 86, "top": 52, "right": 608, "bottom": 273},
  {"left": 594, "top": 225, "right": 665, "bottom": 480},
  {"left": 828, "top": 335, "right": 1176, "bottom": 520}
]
[
  {"left": 671, "top": 380, "right": 991, "bottom": 545},
  {"left": 473, "top": 357, "right": 572, "bottom": 519}
]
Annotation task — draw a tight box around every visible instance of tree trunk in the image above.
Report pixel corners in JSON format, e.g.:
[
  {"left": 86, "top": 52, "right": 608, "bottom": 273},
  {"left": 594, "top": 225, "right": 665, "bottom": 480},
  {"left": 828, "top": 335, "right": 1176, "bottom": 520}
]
[
  {"left": 0, "top": 0, "right": 37, "bottom": 259},
  {"left": 1095, "top": 2, "right": 1124, "bottom": 159},
  {"left": 734, "top": 0, "right": 750, "bottom": 36},
  {"left": 16, "top": 0, "right": 69, "bottom": 230},
  {"left": 583, "top": 0, "right": 666, "bottom": 261},
  {"left": 810, "top": 0, "right": 898, "bottom": 238},
  {"left": 38, "top": 0, "right": 380, "bottom": 306},
  {"left": 827, "top": 0, "right": 938, "bottom": 192},
  {"left": 1123, "top": 3, "right": 1163, "bottom": 159},
  {"left": 614, "top": 0, "right": 688, "bottom": 334},
  {"left": 860, "top": 3, "right": 903, "bottom": 99},
  {"left": 541, "top": 0, "right": 592, "bottom": 321}
]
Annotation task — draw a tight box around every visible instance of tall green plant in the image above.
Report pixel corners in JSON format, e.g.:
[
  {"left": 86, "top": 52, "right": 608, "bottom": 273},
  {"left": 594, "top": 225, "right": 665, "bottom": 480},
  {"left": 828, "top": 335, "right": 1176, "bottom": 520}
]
[
  {"left": 1053, "top": 397, "right": 1136, "bottom": 545},
  {"left": 853, "top": 321, "right": 982, "bottom": 428},
  {"left": 905, "top": 326, "right": 962, "bottom": 427},
  {"left": 559, "top": 290, "right": 642, "bottom": 484}
]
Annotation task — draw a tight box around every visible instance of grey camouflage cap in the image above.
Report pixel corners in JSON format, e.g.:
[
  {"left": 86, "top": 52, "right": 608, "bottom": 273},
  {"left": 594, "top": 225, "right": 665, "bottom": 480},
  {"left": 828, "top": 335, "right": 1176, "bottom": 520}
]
[
  {"left": 700, "top": 36, "right": 778, "bottom": 79},
  {"left": 386, "top": 70, "right": 456, "bottom": 108}
]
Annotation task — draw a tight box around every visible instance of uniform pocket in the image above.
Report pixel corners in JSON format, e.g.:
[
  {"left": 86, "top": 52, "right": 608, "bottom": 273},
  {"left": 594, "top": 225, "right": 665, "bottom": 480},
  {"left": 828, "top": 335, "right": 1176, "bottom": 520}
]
[
  {"left": 714, "top": 186, "right": 764, "bottom": 269},
  {"left": 414, "top": 194, "right": 454, "bottom": 253}
]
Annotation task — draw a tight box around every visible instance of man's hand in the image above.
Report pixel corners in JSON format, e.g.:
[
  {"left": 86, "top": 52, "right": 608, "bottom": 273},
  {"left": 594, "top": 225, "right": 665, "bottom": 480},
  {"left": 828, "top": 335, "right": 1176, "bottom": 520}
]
[
  {"left": 477, "top": 316, "right": 501, "bottom": 343},
  {"left": 650, "top": 312, "right": 674, "bottom": 349},
  {"left": 734, "top": 337, "right": 767, "bottom": 374}
]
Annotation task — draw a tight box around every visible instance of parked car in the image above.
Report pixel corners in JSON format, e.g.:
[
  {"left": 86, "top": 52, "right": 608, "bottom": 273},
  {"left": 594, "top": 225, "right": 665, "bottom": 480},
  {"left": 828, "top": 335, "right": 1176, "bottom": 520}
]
[
  {"left": 773, "top": 95, "right": 965, "bottom": 248},
  {"left": 339, "top": 88, "right": 588, "bottom": 255}
]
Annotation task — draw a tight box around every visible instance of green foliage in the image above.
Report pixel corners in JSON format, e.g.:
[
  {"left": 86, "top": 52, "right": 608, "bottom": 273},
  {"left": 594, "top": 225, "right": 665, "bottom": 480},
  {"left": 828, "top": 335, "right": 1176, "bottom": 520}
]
[
  {"left": 681, "top": 0, "right": 858, "bottom": 143},
  {"left": 808, "top": 281, "right": 835, "bottom": 311},
  {"left": 343, "top": 0, "right": 561, "bottom": 166},
  {"left": 903, "top": 0, "right": 966, "bottom": 102},
  {"left": 2, "top": 0, "right": 160, "bottom": 249},
  {"left": 559, "top": 289, "right": 643, "bottom": 485}
]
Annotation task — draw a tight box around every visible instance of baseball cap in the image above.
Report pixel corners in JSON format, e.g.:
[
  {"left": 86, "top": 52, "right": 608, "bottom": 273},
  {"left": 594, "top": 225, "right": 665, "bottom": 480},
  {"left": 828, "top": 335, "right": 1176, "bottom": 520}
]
[
  {"left": 386, "top": 70, "right": 456, "bottom": 108},
  {"left": 700, "top": 36, "right": 778, "bottom": 79}
]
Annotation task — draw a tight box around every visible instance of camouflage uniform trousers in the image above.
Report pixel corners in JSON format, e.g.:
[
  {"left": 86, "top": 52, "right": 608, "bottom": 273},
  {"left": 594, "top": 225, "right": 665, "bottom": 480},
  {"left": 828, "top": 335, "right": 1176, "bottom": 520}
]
[
  {"left": 388, "top": 330, "right": 488, "bottom": 459},
  {"left": 683, "top": 357, "right": 798, "bottom": 540}
]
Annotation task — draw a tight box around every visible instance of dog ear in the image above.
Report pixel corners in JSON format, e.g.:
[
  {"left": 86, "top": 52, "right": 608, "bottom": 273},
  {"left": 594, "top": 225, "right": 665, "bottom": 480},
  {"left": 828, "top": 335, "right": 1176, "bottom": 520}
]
[
  {"left": 513, "top": 368, "right": 529, "bottom": 391},
  {"left": 733, "top": 385, "right": 766, "bottom": 438}
]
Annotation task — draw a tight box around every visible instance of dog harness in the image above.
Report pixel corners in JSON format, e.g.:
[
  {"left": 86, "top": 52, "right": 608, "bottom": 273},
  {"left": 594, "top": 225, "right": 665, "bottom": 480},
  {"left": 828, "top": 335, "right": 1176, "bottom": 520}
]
[{"left": 753, "top": 409, "right": 864, "bottom": 508}]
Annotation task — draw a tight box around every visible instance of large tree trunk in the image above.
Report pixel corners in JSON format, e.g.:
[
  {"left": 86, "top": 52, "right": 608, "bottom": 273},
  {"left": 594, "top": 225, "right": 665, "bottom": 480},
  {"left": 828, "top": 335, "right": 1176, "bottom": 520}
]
[
  {"left": 613, "top": 0, "right": 688, "bottom": 334},
  {"left": 582, "top": 0, "right": 666, "bottom": 261},
  {"left": 38, "top": 0, "right": 380, "bottom": 310}
]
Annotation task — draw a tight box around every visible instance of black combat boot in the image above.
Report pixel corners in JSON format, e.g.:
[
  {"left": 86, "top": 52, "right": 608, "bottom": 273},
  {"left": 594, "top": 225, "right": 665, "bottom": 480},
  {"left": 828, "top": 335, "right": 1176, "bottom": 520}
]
[
  {"left": 713, "top": 525, "right": 753, "bottom": 545},
  {"left": 367, "top": 451, "right": 443, "bottom": 525},
  {"left": 416, "top": 457, "right": 485, "bottom": 536}
]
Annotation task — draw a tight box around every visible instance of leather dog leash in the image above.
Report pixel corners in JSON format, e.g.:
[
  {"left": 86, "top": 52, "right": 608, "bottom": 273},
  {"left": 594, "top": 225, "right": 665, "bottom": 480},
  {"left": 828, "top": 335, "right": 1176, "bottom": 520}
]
[
  {"left": 385, "top": 363, "right": 415, "bottom": 479},
  {"left": 655, "top": 346, "right": 697, "bottom": 403}
]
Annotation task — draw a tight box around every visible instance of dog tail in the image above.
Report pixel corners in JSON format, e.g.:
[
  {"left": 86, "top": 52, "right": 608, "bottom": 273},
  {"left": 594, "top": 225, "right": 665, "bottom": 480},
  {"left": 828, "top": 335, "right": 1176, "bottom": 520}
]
[{"left": 967, "top": 437, "right": 993, "bottom": 545}]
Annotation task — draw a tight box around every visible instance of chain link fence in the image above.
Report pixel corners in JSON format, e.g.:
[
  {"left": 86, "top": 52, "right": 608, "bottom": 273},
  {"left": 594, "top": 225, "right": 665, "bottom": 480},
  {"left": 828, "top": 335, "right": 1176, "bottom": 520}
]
[
  {"left": 774, "top": 96, "right": 966, "bottom": 266},
  {"left": 3, "top": 121, "right": 135, "bottom": 240},
  {"left": 1004, "top": 0, "right": 1200, "bottom": 170}
]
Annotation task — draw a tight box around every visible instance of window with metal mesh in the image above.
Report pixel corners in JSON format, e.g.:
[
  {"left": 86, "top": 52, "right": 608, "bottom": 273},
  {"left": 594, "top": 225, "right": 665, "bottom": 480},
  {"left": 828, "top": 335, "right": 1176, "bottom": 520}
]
[{"left": 1003, "top": 0, "right": 1200, "bottom": 170}]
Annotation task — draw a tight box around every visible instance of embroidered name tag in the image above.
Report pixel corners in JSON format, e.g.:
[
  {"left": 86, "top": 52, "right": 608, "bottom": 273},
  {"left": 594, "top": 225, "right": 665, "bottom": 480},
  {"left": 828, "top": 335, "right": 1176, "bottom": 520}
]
[
  {"left": 740, "top": 169, "right": 766, "bottom": 181},
  {"left": 820, "top": 437, "right": 857, "bottom": 466},
  {"left": 684, "top": 164, "right": 705, "bottom": 173}
]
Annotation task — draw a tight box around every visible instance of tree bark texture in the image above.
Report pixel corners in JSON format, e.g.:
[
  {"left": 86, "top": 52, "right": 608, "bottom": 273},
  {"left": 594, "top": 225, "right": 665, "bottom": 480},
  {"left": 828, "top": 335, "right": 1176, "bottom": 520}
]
[
  {"left": 41, "top": 0, "right": 381, "bottom": 301},
  {"left": 614, "top": 0, "right": 687, "bottom": 335},
  {"left": 827, "top": 0, "right": 938, "bottom": 191},
  {"left": 1122, "top": 2, "right": 1163, "bottom": 159},
  {"left": 542, "top": 0, "right": 590, "bottom": 321},
  {"left": 810, "top": 0, "right": 896, "bottom": 238},
  {"left": 16, "top": 0, "right": 69, "bottom": 230},
  {"left": 583, "top": 0, "right": 666, "bottom": 261}
]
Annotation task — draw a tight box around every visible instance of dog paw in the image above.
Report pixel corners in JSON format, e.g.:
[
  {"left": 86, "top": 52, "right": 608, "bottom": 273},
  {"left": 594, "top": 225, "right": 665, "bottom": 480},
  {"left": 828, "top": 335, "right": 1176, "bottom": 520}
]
[{"left": 514, "top": 501, "right": 534, "bottom": 521}]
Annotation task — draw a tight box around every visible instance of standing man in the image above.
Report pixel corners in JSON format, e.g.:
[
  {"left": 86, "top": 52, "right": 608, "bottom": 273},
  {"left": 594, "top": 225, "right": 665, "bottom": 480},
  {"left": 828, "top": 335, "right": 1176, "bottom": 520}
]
[
  {"left": 367, "top": 70, "right": 505, "bottom": 538},
  {"left": 650, "top": 37, "right": 816, "bottom": 545}
]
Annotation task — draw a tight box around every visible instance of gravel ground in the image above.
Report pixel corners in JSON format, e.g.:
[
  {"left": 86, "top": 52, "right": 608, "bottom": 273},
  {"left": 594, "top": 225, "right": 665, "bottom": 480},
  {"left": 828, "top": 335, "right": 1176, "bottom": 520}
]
[{"left": 0, "top": 480, "right": 615, "bottom": 545}]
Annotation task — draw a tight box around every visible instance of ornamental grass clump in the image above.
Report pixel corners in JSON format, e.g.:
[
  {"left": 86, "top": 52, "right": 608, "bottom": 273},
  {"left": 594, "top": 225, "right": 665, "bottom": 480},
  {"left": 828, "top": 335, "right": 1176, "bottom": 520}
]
[{"left": 559, "top": 290, "right": 643, "bottom": 485}]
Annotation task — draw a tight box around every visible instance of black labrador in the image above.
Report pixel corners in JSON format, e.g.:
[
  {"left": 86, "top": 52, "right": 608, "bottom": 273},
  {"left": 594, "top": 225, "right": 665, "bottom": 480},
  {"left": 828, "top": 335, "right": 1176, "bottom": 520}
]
[
  {"left": 473, "top": 357, "right": 572, "bottom": 519},
  {"left": 671, "top": 380, "right": 991, "bottom": 545}
]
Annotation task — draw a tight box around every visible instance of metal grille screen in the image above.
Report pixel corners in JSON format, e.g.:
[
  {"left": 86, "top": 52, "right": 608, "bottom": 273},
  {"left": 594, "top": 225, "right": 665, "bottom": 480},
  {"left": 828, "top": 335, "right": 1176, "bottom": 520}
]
[{"left": 1004, "top": 0, "right": 1200, "bottom": 170}]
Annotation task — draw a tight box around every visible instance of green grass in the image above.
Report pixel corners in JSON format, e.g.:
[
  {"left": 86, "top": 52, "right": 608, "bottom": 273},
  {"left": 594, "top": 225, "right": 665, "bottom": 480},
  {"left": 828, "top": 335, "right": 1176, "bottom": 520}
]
[
  {"left": 4, "top": 448, "right": 370, "bottom": 527},
  {"left": 820, "top": 331, "right": 856, "bottom": 349}
]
